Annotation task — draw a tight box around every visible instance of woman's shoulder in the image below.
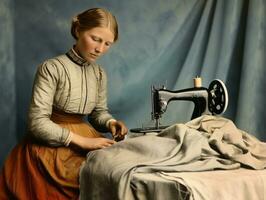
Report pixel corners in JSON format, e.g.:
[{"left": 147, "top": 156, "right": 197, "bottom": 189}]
[
  {"left": 39, "top": 54, "right": 69, "bottom": 70},
  {"left": 91, "top": 62, "right": 107, "bottom": 73},
  {"left": 42, "top": 54, "right": 68, "bottom": 66},
  {"left": 90, "top": 63, "right": 107, "bottom": 81},
  {"left": 36, "top": 54, "right": 68, "bottom": 77}
]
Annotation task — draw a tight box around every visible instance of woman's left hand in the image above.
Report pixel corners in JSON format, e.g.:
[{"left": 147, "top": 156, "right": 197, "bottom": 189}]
[{"left": 109, "top": 120, "right": 128, "bottom": 141}]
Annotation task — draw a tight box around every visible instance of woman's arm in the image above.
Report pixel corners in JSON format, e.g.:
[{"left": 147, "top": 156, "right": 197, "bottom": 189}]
[
  {"left": 88, "top": 66, "right": 115, "bottom": 131},
  {"left": 28, "top": 60, "right": 70, "bottom": 146},
  {"left": 88, "top": 66, "right": 128, "bottom": 139}
]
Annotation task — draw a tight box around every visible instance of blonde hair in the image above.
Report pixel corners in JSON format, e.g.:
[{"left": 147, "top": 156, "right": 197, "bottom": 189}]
[{"left": 71, "top": 8, "right": 118, "bottom": 42}]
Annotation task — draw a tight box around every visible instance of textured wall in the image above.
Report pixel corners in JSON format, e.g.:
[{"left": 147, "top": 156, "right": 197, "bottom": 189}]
[{"left": 0, "top": 0, "right": 16, "bottom": 167}]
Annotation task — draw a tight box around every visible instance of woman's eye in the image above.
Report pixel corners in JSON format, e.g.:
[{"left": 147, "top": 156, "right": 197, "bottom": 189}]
[{"left": 92, "top": 36, "right": 100, "bottom": 42}]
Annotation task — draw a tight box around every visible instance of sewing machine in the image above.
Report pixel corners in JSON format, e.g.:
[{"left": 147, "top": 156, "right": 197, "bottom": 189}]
[{"left": 130, "top": 78, "right": 228, "bottom": 133}]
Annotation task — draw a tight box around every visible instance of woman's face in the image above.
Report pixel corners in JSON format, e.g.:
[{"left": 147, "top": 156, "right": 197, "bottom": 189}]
[{"left": 75, "top": 27, "right": 114, "bottom": 62}]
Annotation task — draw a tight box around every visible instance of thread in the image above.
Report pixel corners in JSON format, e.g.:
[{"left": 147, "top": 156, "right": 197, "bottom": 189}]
[{"left": 193, "top": 76, "right": 202, "bottom": 88}]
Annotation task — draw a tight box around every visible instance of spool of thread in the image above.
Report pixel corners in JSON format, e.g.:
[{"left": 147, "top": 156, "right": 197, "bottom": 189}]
[{"left": 193, "top": 77, "right": 202, "bottom": 88}]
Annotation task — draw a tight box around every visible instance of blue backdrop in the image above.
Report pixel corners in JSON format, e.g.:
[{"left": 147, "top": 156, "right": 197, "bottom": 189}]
[{"left": 0, "top": 0, "right": 265, "bottom": 167}]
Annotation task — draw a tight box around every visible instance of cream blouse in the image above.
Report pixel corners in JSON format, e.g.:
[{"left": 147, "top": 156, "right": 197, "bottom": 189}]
[{"left": 27, "top": 48, "right": 114, "bottom": 146}]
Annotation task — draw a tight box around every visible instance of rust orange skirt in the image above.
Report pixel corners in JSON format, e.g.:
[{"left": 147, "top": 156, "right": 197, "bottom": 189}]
[{"left": 0, "top": 110, "right": 102, "bottom": 200}]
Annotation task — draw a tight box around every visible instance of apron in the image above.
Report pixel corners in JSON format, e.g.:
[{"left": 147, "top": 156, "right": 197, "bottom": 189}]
[{"left": 0, "top": 110, "right": 102, "bottom": 200}]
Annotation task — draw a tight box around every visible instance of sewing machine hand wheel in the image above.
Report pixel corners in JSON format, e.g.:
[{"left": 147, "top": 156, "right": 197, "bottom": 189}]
[{"left": 208, "top": 79, "right": 228, "bottom": 115}]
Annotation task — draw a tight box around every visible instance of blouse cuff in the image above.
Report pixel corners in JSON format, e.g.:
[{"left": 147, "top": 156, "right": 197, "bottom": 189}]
[
  {"left": 64, "top": 131, "right": 73, "bottom": 146},
  {"left": 106, "top": 119, "right": 117, "bottom": 129}
]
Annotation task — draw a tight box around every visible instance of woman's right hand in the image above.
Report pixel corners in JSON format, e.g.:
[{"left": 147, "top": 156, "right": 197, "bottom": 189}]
[{"left": 70, "top": 132, "right": 115, "bottom": 151}]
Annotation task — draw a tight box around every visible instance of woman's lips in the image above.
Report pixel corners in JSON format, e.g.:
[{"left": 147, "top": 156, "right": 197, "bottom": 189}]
[{"left": 90, "top": 53, "right": 99, "bottom": 58}]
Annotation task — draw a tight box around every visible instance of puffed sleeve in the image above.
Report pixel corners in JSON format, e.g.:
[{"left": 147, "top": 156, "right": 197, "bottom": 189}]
[
  {"left": 88, "top": 67, "right": 114, "bottom": 132},
  {"left": 27, "top": 60, "right": 70, "bottom": 146}
]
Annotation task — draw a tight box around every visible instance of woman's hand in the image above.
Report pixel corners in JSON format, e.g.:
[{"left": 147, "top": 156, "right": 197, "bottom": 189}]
[
  {"left": 70, "top": 133, "right": 115, "bottom": 151},
  {"left": 109, "top": 120, "right": 128, "bottom": 141}
]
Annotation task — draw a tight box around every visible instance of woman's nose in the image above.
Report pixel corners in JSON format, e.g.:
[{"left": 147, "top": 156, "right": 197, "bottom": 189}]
[{"left": 95, "top": 44, "right": 104, "bottom": 53}]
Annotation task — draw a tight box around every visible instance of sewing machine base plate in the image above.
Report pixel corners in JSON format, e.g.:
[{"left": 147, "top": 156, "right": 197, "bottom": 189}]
[{"left": 130, "top": 126, "right": 169, "bottom": 133}]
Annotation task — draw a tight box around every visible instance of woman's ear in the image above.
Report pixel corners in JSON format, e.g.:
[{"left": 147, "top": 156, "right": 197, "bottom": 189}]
[{"left": 75, "top": 28, "right": 80, "bottom": 39}]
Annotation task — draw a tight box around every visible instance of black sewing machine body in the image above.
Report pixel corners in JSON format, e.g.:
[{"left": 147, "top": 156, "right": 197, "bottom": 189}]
[
  {"left": 152, "top": 87, "right": 210, "bottom": 121},
  {"left": 130, "top": 79, "right": 228, "bottom": 133}
]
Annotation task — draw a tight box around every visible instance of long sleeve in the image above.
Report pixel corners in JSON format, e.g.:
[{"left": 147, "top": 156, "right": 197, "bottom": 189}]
[
  {"left": 27, "top": 61, "right": 70, "bottom": 146},
  {"left": 88, "top": 67, "right": 114, "bottom": 132}
]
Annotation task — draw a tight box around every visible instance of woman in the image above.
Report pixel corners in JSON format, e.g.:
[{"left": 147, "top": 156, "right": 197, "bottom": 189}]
[{"left": 0, "top": 8, "right": 128, "bottom": 199}]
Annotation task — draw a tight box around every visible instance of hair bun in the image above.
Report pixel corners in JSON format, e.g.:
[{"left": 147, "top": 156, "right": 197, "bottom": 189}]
[{"left": 72, "top": 16, "right": 78, "bottom": 23}]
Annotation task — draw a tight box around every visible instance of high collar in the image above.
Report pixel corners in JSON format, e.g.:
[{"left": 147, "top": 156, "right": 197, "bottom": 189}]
[{"left": 66, "top": 48, "right": 90, "bottom": 66}]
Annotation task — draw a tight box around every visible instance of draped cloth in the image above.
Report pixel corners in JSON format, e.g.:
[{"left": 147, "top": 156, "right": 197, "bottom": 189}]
[
  {"left": 79, "top": 115, "right": 266, "bottom": 200},
  {"left": 0, "top": 110, "right": 101, "bottom": 200}
]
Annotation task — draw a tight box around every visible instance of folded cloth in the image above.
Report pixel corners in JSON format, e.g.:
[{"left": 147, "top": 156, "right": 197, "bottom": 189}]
[{"left": 79, "top": 115, "right": 266, "bottom": 200}]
